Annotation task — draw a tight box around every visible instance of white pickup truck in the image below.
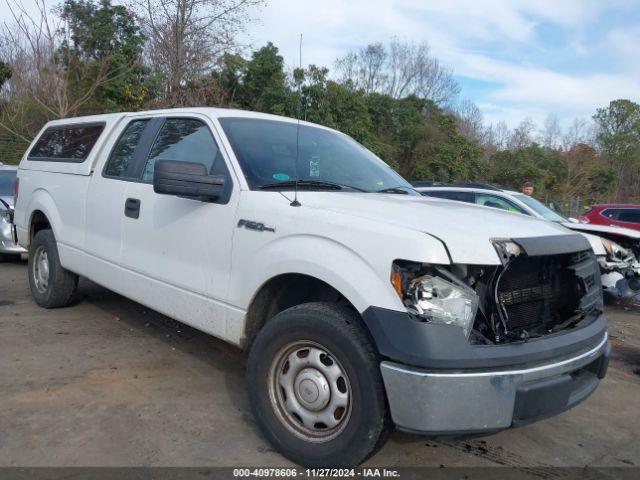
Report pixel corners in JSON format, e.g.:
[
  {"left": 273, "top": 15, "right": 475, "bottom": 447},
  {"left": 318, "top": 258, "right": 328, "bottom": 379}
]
[{"left": 14, "top": 108, "right": 610, "bottom": 467}]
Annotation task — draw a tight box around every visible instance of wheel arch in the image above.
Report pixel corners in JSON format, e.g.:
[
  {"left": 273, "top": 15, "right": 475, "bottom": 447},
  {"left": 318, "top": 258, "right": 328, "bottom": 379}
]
[{"left": 242, "top": 273, "right": 364, "bottom": 350}]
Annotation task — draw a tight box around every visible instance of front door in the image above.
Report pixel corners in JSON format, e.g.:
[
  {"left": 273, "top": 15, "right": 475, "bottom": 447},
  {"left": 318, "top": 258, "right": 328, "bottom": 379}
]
[{"left": 120, "top": 115, "right": 238, "bottom": 339}]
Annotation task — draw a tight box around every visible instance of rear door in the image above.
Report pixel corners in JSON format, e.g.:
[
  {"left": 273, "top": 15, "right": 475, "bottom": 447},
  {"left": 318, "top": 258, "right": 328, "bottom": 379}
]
[{"left": 119, "top": 114, "right": 239, "bottom": 339}]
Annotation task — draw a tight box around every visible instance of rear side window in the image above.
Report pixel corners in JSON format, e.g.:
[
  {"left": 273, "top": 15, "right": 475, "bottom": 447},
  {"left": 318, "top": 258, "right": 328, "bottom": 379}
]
[
  {"left": 28, "top": 123, "right": 104, "bottom": 162},
  {"left": 423, "top": 190, "right": 475, "bottom": 203},
  {"left": 104, "top": 119, "right": 150, "bottom": 178},
  {"left": 617, "top": 209, "right": 640, "bottom": 224}
]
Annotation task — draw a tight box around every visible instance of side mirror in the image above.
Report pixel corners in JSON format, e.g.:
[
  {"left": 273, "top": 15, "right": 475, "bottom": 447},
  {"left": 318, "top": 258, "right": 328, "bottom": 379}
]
[{"left": 153, "top": 160, "right": 225, "bottom": 202}]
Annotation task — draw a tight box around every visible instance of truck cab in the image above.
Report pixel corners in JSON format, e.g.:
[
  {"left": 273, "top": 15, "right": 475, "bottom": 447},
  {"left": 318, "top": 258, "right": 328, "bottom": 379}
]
[{"left": 14, "top": 108, "right": 610, "bottom": 467}]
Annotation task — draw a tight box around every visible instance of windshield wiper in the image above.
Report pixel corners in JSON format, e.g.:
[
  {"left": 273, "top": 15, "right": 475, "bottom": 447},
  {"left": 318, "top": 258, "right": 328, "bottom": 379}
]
[{"left": 259, "top": 180, "right": 364, "bottom": 191}]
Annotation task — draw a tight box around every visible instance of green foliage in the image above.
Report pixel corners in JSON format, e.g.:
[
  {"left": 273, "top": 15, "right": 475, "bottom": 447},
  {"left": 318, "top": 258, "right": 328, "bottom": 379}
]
[
  {"left": 239, "top": 42, "right": 289, "bottom": 114},
  {"left": 59, "top": 0, "right": 157, "bottom": 112},
  {"left": 0, "top": 61, "right": 11, "bottom": 90},
  {"left": 594, "top": 99, "right": 640, "bottom": 160},
  {"left": 485, "top": 145, "right": 564, "bottom": 196}
]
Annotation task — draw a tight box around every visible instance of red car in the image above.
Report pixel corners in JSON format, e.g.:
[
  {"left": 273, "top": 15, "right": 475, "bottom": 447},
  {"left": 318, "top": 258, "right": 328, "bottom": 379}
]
[{"left": 579, "top": 204, "right": 640, "bottom": 231}]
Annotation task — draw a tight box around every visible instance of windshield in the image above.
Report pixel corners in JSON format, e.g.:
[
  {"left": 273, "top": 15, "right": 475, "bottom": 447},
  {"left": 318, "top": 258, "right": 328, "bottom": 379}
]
[
  {"left": 514, "top": 194, "right": 567, "bottom": 222},
  {"left": 218, "top": 117, "right": 414, "bottom": 193},
  {"left": 0, "top": 171, "right": 16, "bottom": 197}
]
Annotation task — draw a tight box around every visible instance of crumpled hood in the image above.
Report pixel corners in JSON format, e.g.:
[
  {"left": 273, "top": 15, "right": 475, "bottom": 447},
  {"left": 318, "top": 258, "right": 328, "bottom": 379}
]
[{"left": 302, "top": 192, "right": 574, "bottom": 264}]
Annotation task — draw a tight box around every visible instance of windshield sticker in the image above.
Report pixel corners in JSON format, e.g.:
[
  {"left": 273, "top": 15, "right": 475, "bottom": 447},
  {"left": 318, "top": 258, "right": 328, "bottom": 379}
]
[
  {"left": 309, "top": 157, "right": 320, "bottom": 177},
  {"left": 272, "top": 173, "right": 290, "bottom": 181}
]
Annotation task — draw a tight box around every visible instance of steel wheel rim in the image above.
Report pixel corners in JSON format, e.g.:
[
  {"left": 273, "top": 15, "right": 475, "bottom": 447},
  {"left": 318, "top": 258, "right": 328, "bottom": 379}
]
[
  {"left": 33, "top": 245, "right": 50, "bottom": 293},
  {"left": 268, "top": 340, "right": 352, "bottom": 442}
]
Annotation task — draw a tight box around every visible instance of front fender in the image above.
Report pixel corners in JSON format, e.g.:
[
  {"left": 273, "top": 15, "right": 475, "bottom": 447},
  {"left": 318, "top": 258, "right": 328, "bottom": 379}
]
[{"left": 231, "top": 233, "right": 406, "bottom": 314}]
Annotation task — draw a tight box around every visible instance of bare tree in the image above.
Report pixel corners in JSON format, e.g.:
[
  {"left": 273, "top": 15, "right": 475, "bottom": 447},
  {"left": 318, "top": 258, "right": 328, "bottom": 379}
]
[
  {"left": 1, "top": 0, "right": 136, "bottom": 123},
  {"left": 562, "top": 117, "right": 595, "bottom": 150},
  {"left": 508, "top": 118, "right": 536, "bottom": 150},
  {"left": 492, "top": 121, "right": 510, "bottom": 150},
  {"left": 335, "top": 38, "right": 460, "bottom": 105},
  {"left": 540, "top": 113, "right": 561, "bottom": 149},
  {"left": 456, "top": 99, "right": 485, "bottom": 143},
  {"left": 132, "top": 0, "right": 264, "bottom": 101}
]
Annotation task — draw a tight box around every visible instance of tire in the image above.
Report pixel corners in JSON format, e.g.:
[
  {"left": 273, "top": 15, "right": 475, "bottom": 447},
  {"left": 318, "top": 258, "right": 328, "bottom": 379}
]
[
  {"left": 28, "top": 229, "right": 78, "bottom": 308},
  {"left": 247, "top": 302, "right": 391, "bottom": 467}
]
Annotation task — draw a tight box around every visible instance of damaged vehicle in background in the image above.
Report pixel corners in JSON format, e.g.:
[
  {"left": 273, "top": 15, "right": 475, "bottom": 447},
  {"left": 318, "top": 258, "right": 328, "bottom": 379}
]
[
  {"left": 416, "top": 183, "right": 640, "bottom": 309},
  {"left": 0, "top": 163, "right": 27, "bottom": 261}
]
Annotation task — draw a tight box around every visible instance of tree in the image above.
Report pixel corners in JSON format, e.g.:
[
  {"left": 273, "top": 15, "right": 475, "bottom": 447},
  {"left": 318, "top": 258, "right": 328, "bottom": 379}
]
[
  {"left": 335, "top": 38, "right": 460, "bottom": 105},
  {"left": 507, "top": 118, "right": 536, "bottom": 150},
  {"left": 59, "top": 0, "right": 155, "bottom": 112},
  {"left": 540, "top": 114, "right": 561, "bottom": 149},
  {"left": 134, "top": 0, "right": 265, "bottom": 102},
  {"left": 593, "top": 99, "right": 640, "bottom": 200},
  {"left": 456, "top": 99, "right": 485, "bottom": 144},
  {"left": 239, "top": 42, "right": 290, "bottom": 115},
  {"left": 0, "top": 61, "right": 11, "bottom": 89},
  {"left": 0, "top": 0, "right": 147, "bottom": 120}
]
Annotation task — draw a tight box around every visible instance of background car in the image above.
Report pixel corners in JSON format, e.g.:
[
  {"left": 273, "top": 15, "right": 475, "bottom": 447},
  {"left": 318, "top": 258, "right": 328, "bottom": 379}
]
[
  {"left": 0, "top": 163, "right": 27, "bottom": 261},
  {"left": 579, "top": 204, "right": 640, "bottom": 231},
  {"left": 415, "top": 183, "right": 640, "bottom": 306}
]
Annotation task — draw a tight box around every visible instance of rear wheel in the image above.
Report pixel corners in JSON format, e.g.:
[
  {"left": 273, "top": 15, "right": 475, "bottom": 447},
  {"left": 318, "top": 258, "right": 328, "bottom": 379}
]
[
  {"left": 247, "top": 302, "right": 391, "bottom": 467},
  {"left": 28, "top": 229, "right": 78, "bottom": 308}
]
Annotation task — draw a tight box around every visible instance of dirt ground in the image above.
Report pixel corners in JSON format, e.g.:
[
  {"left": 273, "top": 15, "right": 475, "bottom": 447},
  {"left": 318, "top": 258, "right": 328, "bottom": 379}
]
[{"left": 1, "top": 259, "right": 639, "bottom": 470}]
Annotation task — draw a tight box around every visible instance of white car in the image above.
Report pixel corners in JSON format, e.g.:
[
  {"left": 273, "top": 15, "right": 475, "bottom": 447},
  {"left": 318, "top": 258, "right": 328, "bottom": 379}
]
[
  {"left": 416, "top": 184, "right": 640, "bottom": 305},
  {"left": 14, "top": 109, "right": 610, "bottom": 467}
]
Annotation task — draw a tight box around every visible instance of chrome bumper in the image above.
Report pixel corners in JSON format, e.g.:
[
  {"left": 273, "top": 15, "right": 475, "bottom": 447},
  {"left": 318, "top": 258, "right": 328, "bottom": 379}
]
[{"left": 380, "top": 333, "right": 610, "bottom": 434}]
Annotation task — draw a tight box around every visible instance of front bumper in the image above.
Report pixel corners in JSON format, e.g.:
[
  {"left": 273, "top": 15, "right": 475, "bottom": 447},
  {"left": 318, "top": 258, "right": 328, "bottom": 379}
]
[
  {"left": 380, "top": 333, "right": 610, "bottom": 434},
  {"left": 1, "top": 219, "right": 26, "bottom": 255}
]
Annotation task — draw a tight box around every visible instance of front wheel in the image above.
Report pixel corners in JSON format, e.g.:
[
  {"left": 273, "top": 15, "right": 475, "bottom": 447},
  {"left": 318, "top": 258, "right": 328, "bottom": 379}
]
[{"left": 247, "top": 302, "right": 391, "bottom": 467}]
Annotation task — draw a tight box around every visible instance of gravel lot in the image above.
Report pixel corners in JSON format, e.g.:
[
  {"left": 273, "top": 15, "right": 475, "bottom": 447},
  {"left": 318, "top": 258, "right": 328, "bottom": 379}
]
[{"left": 1, "top": 259, "right": 639, "bottom": 470}]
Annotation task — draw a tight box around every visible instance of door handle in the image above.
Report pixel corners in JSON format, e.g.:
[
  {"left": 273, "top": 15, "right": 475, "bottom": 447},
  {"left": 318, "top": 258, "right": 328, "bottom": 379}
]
[{"left": 124, "top": 198, "right": 141, "bottom": 219}]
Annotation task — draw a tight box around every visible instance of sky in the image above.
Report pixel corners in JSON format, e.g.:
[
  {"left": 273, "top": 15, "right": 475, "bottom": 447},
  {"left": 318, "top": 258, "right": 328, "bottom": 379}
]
[
  {"left": 243, "top": 0, "right": 640, "bottom": 129},
  {"left": 5, "top": 0, "right": 640, "bottom": 129}
]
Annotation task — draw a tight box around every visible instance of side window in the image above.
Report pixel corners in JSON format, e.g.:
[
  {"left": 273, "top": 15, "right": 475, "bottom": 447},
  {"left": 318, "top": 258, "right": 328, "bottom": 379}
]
[
  {"left": 601, "top": 209, "right": 619, "bottom": 220},
  {"left": 476, "top": 194, "right": 526, "bottom": 214},
  {"left": 104, "top": 119, "right": 150, "bottom": 178},
  {"left": 424, "top": 191, "right": 475, "bottom": 203},
  {"left": 142, "top": 118, "right": 225, "bottom": 182},
  {"left": 618, "top": 209, "right": 640, "bottom": 224},
  {"left": 28, "top": 124, "right": 104, "bottom": 162}
]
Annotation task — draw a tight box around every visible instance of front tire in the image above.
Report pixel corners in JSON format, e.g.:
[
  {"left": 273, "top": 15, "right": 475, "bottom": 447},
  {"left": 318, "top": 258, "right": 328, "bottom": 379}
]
[
  {"left": 28, "top": 229, "right": 78, "bottom": 308},
  {"left": 247, "top": 302, "right": 391, "bottom": 467}
]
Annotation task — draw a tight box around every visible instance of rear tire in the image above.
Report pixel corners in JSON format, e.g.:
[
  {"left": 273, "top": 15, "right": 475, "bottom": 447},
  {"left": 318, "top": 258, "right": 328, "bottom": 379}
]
[
  {"left": 247, "top": 302, "right": 391, "bottom": 467},
  {"left": 28, "top": 229, "right": 78, "bottom": 308}
]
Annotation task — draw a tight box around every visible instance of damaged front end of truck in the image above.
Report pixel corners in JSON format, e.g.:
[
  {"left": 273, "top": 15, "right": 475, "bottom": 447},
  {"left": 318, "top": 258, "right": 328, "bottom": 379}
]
[
  {"left": 391, "top": 235, "right": 603, "bottom": 346},
  {"left": 363, "top": 233, "right": 610, "bottom": 435}
]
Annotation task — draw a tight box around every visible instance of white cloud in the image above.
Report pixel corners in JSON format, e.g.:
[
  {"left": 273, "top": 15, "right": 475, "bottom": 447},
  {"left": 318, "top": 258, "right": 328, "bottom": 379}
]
[{"left": 244, "top": 0, "right": 639, "bottom": 127}]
